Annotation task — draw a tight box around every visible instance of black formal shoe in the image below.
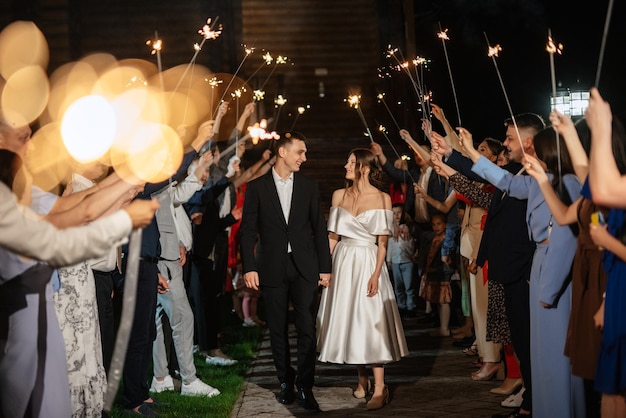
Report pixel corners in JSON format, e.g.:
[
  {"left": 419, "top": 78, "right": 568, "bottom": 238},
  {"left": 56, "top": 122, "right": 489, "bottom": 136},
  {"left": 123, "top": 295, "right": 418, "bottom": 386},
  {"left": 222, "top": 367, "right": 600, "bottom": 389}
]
[
  {"left": 277, "top": 382, "right": 295, "bottom": 404},
  {"left": 298, "top": 387, "right": 321, "bottom": 412}
]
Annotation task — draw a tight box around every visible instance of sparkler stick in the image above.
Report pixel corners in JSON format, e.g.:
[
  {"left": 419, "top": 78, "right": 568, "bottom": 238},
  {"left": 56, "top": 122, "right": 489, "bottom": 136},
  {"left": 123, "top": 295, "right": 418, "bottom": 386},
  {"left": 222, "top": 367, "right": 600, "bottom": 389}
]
[
  {"left": 213, "top": 45, "right": 254, "bottom": 119},
  {"left": 289, "top": 106, "right": 307, "bottom": 131},
  {"left": 547, "top": 29, "right": 564, "bottom": 190},
  {"left": 595, "top": 0, "right": 614, "bottom": 88},
  {"left": 146, "top": 31, "right": 165, "bottom": 91},
  {"left": 483, "top": 32, "right": 525, "bottom": 156},
  {"left": 377, "top": 93, "right": 401, "bottom": 132},
  {"left": 272, "top": 95, "right": 287, "bottom": 131},
  {"left": 104, "top": 228, "right": 142, "bottom": 412},
  {"left": 437, "top": 24, "right": 461, "bottom": 126},
  {"left": 258, "top": 55, "right": 287, "bottom": 91},
  {"left": 172, "top": 17, "right": 222, "bottom": 95},
  {"left": 243, "top": 51, "right": 273, "bottom": 86},
  {"left": 376, "top": 122, "right": 416, "bottom": 183},
  {"left": 346, "top": 95, "right": 374, "bottom": 142}
]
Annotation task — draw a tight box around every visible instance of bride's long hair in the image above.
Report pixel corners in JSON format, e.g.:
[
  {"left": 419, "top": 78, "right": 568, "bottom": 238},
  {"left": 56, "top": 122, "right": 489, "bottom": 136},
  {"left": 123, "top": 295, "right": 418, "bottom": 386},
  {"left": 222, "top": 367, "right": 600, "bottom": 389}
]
[{"left": 344, "top": 148, "right": 384, "bottom": 191}]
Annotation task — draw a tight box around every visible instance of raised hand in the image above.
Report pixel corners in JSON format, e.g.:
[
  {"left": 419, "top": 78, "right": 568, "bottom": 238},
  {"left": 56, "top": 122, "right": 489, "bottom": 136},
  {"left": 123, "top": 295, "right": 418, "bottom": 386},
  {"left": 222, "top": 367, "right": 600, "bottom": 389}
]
[
  {"left": 430, "top": 103, "right": 446, "bottom": 123},
  {"left": 430, "top": 131, "right": 451, "bottom": 156},
  {"left": 549, "top": 110, "right": 577, "bottom": 138},
  {"left": 523, "top": 154, "right": 548, "bottom": 184},
  {"left": 457, "top": 127, "right": 479, "bottom": 162},
  {"left": 585, "top": 87, "right": 612, "bottom": 136}
]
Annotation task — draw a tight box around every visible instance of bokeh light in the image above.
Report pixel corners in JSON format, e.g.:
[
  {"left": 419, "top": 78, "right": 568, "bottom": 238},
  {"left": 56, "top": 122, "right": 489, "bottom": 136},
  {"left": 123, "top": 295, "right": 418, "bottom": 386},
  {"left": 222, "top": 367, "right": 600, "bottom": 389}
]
[
  {"left": 61, "top": 95, "right": 116, "bottom": 163},
  {"left": 0, "top": 20, "right": 49, "bottom": 80},
  {"left": 1, "top": 65, "right": 49, "bottom": 125}
]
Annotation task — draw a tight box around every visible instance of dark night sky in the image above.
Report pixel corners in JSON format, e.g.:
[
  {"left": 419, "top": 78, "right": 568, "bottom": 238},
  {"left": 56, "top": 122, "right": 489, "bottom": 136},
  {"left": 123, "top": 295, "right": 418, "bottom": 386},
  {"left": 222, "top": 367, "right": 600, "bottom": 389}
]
[{"left": 385, "top": 0, "right": 626, "bottom": 143}]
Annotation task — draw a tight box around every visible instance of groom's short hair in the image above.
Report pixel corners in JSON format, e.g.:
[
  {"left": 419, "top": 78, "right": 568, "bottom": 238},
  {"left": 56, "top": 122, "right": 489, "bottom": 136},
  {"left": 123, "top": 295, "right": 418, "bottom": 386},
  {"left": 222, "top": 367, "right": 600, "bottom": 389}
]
[{"left": 276, "top": 131, "right": 306, "bottom": 150}]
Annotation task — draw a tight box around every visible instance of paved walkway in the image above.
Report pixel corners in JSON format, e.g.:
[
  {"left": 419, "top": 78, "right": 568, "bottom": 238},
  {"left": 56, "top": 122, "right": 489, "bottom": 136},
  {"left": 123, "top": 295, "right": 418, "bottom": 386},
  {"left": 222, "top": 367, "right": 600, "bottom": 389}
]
[{"left": 231, "top": 315, "right": 520, "bottom": 418}]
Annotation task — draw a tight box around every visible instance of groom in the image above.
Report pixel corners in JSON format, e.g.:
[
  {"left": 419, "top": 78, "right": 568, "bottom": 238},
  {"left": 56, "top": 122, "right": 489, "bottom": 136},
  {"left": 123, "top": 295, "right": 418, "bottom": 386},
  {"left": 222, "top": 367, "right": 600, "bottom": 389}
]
[{"left": 240, "top": 131, "right": 332, "bottom": 412}]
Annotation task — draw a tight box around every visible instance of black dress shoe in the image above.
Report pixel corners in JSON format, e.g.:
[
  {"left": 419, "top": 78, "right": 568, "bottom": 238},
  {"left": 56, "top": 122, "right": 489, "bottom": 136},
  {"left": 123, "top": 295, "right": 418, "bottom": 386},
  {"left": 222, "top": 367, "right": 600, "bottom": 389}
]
[
  {"left": 277, "top": 382, "right": 295, "bottom": 404},
  {"left": 298, "top": 387, "right": 321, "bottom": 412}
]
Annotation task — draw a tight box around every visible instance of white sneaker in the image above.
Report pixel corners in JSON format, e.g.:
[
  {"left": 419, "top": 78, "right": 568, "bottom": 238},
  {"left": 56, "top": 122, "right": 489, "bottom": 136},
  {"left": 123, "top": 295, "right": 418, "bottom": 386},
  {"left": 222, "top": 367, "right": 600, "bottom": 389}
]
[
  {"left": 149, "top": 375, "right": 175, "bottom": 393},
  {"left": 181, "top": 378, "right": 220, "bottom": 397},
  {"left": 501, "top": 387, "right": 525, "bottom": 408},
  {"left": 243, "top": 318, "right": 257, "bottom": 327},
  {"left": 205, "top": 355, "right": 238, "bottom": 366}
]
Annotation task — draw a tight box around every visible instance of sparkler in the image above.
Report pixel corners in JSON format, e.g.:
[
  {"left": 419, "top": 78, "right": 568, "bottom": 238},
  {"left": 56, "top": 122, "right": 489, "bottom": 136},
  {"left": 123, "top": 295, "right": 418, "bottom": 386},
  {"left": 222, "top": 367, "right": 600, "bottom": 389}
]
[
  {"left": 483, "top": 32, "right": 525, "bottom": 156},
  {"left": 346, "top": 94, "right": 373, "bottom": 142},
  {"left": 205, "top": 76, "right": 223, "bottom": 115},
  {"left": 595, "top": 0, "right": 614, "bottom": 88},
  {"left": 272, "top": 94, "right": 287, "bottom": 130},
  {"left": 243, "top": 51, "right": 274, "bottom": 86},
  {"left": 172, "top": 17, "right": 222, "bottom": 95},
  {"left": 248, "top": 118, "right": 280, "bottom": 144},
  {"left": 231, "top": 87, "right": 245, "bottom": 151},
  {"left": 437, "top": 24, "right": 461, "bottom": 126},
  {"left": 289, "top": 105, "right": 308, "bottom": 131},
  {"left": 546, "top": 29, "right": 564, "bottom": 191},
  {"left": 258, "top": 55, "right": 288, "bottom": 91},
  {"left": 377, "top": 93, "right": 401, "bottom": 132},
  {"left": 377, "top": 123, "right": 416, "bottom": 184},
  {"left": 213, "top": 45, "right": 254, "bottom": 118},
  {"left": 146, "top": 31, "right": 164, "bottom": 90},
  {"left": 386, "top": 45, "right": 429, "bottom": 120}
]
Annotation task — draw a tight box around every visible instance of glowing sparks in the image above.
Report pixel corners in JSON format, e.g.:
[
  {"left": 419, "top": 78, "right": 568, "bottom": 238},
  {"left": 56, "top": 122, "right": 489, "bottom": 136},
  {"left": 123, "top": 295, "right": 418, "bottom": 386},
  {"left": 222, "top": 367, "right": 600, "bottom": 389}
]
[
  {"left": 146, "top": 38, "right": 162, "bottom": 55},
  {"left": 231, "top": 87, "right": 246, "bottom": 99},
  {"left": 437, "top": 29, "right": 450, "bottom": 41},
  {"left": 276, "top": 55, "right": 287, "bottom": 64},
  {"left": 378, "top": 124, "right": 387, "bottom": 133},
  {"left": 346, "top": 94, "right": 361, "bottom": 109},
  {"left": 546, "top": 36, "right": 563, "bottom": 55},
  {"left": 297, "top": 106, "right": 306, "bottom": 115},
  {"left": 248, "top": 118, "right": 280, "bottom": 144},
  {"left": 206, "top": 76, "right": 222, "bottom": 88},
  {"left": 193, "top": 43, "right": 201, "bottom": 52},
  {"left": 244, "top": 45, "right": 255, "bottom": 55},
  {"left": 253, "top": 89, "right": 265, "bottom": 101},
  {"left": 198, "top": 17, "right": 222, "bottom": 40},
  {"left": 413, "top": 56, "right": 428, "bottom": 66},
  {"left": 488, "top": 44, "right": 502, "bottom": 57},
  {"left": 274, "top": 94, "right": 287, "bottom": 107},
  {"left": 385, "top": 45, "right": 399, "bottom": 58},
  {"left": 262, "top": 52, "right": 273, "bottom": 64}
]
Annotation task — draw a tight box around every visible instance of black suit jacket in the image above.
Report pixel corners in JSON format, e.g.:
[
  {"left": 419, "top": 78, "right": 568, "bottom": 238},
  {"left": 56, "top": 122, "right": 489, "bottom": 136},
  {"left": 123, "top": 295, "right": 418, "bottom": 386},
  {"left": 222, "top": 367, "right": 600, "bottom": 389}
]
[
  {"left": 239, "top": 170, "right": 332, "bottom": 286},
  {"left": 447, "top": 151, "right": 535, "bottom": 285}
]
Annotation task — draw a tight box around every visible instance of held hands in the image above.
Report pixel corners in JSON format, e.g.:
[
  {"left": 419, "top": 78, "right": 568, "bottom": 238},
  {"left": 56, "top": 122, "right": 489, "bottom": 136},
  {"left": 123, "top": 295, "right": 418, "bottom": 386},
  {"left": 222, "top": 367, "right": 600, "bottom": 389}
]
[
  {"left": 318, "top": 273, "right": 331, "bottom": 288},
  {"left": 242, "top": 102, "right": 256, "bottom": 118},
  {"left": 244, "top": 271, "right": 260, "bottom": 290}
]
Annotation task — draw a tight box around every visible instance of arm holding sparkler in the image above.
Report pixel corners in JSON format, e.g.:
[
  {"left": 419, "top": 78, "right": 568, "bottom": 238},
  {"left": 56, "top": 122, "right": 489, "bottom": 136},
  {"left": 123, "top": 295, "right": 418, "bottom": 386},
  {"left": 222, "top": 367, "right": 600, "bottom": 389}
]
[
  {"left": 414, "top": 183, "right": 457, "bottom": 214},
  {"left": 587, "top": 87, "right": 626, "bottom": 208},
  {"left": 400, "top": 129, "right": 430, "bottom": 163},
  {"left": 431, "top": 103, "right": 461, "bottom": 150},
  {"left": 523, "top": 153, "right": 581, "bottom": 226},
  {"left": 371, "top": 141, "right": 414, "bottom": 185},
  {"left": 233, "top": 148, "right": 273, "bottom": 188},
  {"left": 549, "top": 110, "right": 589, "bottom": 183}
]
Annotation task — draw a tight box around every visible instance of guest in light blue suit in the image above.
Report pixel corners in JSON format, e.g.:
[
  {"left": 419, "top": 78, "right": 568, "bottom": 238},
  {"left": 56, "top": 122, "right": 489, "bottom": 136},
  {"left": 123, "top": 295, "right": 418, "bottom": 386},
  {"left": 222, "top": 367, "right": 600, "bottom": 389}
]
[{"left": 462, "top": 126, "right": 585, "bottom": 418}]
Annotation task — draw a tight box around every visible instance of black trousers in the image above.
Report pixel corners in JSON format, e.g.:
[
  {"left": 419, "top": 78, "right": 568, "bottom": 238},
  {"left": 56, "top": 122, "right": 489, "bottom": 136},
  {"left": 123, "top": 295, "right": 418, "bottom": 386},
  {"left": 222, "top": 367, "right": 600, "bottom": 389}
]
[
  {"left": 261, "top": 255, "right": 319, "bottom": 390},
  {"left": 503, "top": 279, "right": 532, "bottom": 412},
  {"left": 92, "top": 269, "right": 116, "bottom": 375},
  {"left": 189, "top": 258, "right": 221, "bottom": 351},
  {"left": 122, "top": 261, "right": 158, "bottom": 409}
]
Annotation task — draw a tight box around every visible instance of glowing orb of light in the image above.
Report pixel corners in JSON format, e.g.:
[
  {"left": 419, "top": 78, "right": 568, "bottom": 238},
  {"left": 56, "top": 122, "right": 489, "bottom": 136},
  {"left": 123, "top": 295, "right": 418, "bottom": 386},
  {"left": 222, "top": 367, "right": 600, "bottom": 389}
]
[
  {"left": 1, "top": 65, "right": 49, "bottom": 125},
  {"left": 61, "top": 95, "right": 116, "bottom": 163},
  {"left": 110, "top": 122, "right": 183, "bottom": 184},
  {"left": 0, "top": 20, "right": 49, "bottom": 80}
]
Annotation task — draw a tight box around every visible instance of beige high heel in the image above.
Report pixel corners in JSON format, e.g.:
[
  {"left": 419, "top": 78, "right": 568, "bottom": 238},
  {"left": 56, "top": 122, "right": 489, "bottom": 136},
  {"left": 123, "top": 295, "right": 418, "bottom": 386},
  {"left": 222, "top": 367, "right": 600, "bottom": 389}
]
[
  {"left": 353, "top": 379, "right": 371, "bottom": 399},
  {"left": 366, "top": 385, "right": 389, "bottom": 410}
]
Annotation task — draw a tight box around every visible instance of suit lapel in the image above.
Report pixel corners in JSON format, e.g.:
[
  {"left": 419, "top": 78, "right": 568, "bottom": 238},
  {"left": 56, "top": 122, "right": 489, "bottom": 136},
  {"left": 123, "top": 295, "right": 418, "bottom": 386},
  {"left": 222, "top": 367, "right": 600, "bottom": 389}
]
[{"left": 288, "top": 174, "right": 303, "bottom": 225}]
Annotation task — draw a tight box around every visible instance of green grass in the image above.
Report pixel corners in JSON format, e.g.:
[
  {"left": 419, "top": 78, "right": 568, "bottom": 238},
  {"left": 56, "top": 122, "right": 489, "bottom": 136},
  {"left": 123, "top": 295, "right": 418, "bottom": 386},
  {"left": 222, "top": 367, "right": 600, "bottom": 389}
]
[{"left": 108, "top": 303, "right": 265, "bottom": 418}]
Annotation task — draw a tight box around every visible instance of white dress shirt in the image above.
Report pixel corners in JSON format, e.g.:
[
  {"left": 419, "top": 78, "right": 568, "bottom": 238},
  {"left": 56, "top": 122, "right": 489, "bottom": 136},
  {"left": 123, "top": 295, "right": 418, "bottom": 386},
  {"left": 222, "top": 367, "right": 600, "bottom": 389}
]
[{"left": 272, "top": 167, "right": 294, "bottom": 252}]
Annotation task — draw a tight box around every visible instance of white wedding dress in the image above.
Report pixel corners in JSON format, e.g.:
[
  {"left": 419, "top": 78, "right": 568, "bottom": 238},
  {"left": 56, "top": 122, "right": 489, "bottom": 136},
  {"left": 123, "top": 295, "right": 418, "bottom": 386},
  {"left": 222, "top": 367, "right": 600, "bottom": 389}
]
[{"left": 316, "top": 206, "right": 409, "bottom": 364}]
